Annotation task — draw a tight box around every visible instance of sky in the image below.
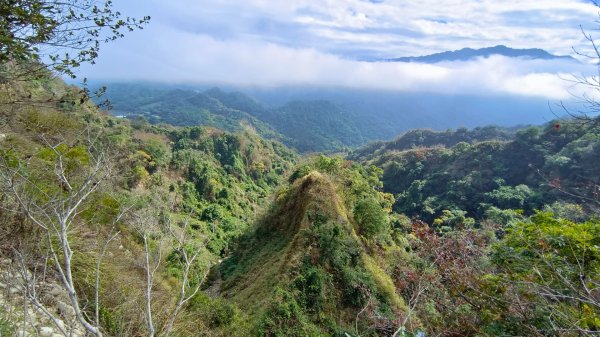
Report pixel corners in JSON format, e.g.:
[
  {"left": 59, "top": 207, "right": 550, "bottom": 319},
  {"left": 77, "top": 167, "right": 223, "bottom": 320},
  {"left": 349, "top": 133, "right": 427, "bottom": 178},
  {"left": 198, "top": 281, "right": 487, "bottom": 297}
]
[{"left": 77, "top": 0, "right": 600, "bottom": 99}]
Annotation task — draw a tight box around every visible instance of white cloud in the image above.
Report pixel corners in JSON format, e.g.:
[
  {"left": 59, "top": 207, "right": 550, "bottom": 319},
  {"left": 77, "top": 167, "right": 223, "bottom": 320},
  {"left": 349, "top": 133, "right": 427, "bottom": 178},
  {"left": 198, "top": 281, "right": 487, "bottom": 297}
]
[
  {"left": 71, "top": 0, "right": 600, "bottom": 103},
  {"left": 113, "top": 0, "right": 599, "bottom": 58},
  {"left": 80, "top": 24, "right": 596, "bottom": 100}
]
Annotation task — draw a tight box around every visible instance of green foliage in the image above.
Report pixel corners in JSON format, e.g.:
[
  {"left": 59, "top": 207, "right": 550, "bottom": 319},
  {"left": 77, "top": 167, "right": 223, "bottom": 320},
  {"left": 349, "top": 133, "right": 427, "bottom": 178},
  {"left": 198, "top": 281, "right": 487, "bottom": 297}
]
[
  {"left": 141, "top": 138, "right": 169, "bottom": 169},
  {"left": 483, "top": 206, "right": 524, "bottom": 227},
  {"left": 293, "top": 264, "right": 330, "bottom": 313},
  {"left": 0, "top": 308, "right": 14, "bottom": 337},
  {"left": 354, "top": 197, "right": 389, "bottom": 238},
  {"left": 542, "top": 201, "right": 587, "bottom": 222},
  {"left": 0, "top": 0, "right": 149, "bottom": 78},
  {"left": 484, "top": 184, "right": 534, "bottom": 210},
  {"left": 187, "top": 294, "right": 240, "bottom": 329},
  {"left": 259, "top": 287, "right": 323, "bottom": 337},
  {"left": 432, "top": 209, "right": 474, "bottom": 232},
  {"left": 309, "top": 219, "right": 361, "bottom": 271},
  {"left": 98, "top": 306, "right": 124, "bottom": 336},
  {"left": 363, "top": 120, "right": 599, "bottom": 223},
  {"left": 492, "top": 213, "right": 600, "bottom": 333},
  {"left": 129, "top": 165, "right": 150, "bottom": 187}
]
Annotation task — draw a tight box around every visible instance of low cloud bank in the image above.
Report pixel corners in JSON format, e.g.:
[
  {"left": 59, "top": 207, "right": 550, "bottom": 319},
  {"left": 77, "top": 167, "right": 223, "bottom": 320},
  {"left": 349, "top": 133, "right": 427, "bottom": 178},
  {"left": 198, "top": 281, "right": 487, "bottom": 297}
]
[{"left": 80, "top": 24, "right": 595, "bottom": 100}]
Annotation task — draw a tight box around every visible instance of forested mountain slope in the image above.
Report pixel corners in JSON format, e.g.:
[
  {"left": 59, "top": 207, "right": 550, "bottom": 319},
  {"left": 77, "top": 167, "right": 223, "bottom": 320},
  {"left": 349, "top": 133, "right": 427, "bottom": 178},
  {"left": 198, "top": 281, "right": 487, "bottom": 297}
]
[
  {"left": 2, "top": 69, "right": 599, "bottom": 336},
  {"left": 354, "top": 121, "right": 600, "bottom": 223},
  {"left": 220, "top": 156, "right": 405, "bottom": 335},
  {"left": 349, "top": 126, "right": 516, "bottom": 162},
  {"left": 0, "top": 69, "right": 297, "bottom": 336},
  {"left": 99, "top": 83, "right": 556, "bottom": 153}
]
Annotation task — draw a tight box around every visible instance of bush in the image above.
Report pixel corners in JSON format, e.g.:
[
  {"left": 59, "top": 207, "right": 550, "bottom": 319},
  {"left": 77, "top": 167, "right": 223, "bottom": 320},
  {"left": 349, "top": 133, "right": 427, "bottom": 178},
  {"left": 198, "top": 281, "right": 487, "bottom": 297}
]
[
  {"left": 0, "top": 309, "right": 14, "bottom": 337},
  {"left": 259, "top": 287, "right": 322, "bottom": 337},
  {"left": 187, "top": 294, "right": 239, "bottom": 329},
  {"left": 354, "top": 198, "right": 389, "bottom": 238},
  {"left": 293, "top": 265, "right": 329, "bottom": 313}
]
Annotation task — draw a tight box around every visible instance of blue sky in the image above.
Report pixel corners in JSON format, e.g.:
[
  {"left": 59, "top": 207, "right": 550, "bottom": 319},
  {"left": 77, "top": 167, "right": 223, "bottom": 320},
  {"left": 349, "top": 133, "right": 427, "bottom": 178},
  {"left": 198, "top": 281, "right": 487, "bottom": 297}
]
[{"left": 78, "top": 0, "right": 600, "bottom": 99}]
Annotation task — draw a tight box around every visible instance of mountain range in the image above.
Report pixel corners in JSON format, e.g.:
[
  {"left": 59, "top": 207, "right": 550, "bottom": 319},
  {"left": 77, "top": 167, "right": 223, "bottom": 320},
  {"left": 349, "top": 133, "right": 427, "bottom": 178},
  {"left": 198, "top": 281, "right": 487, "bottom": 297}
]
[
  {"left": 92, "top": 46, "right": 583, "bottom": 153},
  {"left": 385, "top": 45, "right": 576, "bottom": 63},
  {"left": 99, "top": 82, "right": 558, "bottom": 153}
]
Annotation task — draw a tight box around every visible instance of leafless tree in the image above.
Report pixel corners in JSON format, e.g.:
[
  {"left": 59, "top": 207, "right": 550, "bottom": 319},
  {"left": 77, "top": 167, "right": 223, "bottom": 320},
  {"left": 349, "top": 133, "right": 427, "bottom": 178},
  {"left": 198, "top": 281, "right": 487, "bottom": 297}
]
[
  {"left": 131, "top": 196, "right": 210, "bottom": 337},
  {"left": 162, "top": 217, "right": 209, "bottom": 337},
  {"left": 0, "top": 130, "right": 112, "bottom": 336},
  {"left": 391, "top": 257, "right": 439, "bottom": 337}
]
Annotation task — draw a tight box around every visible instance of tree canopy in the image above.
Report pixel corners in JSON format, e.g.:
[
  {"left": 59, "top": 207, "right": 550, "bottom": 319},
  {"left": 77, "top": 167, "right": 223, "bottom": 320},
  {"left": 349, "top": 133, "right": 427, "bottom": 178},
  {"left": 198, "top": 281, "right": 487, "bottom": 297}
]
[{"left": 0, "top": 0, "right": 149, "bottom": 78}]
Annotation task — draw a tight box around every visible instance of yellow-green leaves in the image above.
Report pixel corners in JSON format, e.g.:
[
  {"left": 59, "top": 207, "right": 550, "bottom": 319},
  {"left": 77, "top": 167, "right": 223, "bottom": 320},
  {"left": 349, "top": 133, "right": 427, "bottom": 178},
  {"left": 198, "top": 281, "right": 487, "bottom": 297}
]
[{"left": 37, "top": 144, "right": 90, "bottom": 167}]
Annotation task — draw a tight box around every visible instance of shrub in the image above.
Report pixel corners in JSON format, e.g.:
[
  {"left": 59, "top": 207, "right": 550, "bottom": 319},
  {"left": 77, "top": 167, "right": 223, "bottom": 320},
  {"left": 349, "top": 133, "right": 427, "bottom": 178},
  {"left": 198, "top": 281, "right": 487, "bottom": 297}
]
[{"left": 354, "top": 198, "right": 389, "bottom": 238}]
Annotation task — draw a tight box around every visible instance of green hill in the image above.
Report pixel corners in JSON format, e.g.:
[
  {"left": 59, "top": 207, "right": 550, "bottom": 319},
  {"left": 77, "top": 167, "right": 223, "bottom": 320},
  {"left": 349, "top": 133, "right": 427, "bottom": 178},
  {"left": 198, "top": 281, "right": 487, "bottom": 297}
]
[
  {"left": 100, "top": 85, "right": 369, "bottom": 153},
  {"left": 219, "top": 157, "right": 406, "bottom": 335},
  {"left": 349, "top": 126, "right": 516, "bottom": 162},
  {"left": 0, "top": 68, "right": 297, "bottom": 336},
  {"left": 103, "top": 85, "right": 283, "bottom": 141}
]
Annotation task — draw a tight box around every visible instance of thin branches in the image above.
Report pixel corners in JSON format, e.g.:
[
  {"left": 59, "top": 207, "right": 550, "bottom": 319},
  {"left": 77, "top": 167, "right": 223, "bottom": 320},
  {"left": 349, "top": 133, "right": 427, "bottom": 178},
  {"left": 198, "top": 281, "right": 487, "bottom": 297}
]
[
  {"left": 0, "top": 131, "right": 111, "bottom": 337},
  {"left": 0, "top": 0, "right": 150, "bottom": 80}
]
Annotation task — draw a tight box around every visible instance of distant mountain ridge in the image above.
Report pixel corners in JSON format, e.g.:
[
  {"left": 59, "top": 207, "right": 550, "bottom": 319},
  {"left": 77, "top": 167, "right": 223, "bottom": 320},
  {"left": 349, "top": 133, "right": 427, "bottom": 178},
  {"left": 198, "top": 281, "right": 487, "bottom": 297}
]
[
  {"left": 386, "top": 45, "right": 576, "bottom": 63},
  {"left": 98, "top": 82, "right": 560, "bottom": 153}
]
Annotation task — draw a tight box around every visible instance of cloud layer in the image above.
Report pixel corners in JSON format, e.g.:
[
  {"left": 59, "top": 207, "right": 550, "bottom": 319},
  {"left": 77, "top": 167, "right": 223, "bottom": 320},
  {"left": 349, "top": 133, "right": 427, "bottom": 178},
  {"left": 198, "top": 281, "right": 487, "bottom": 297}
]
[
  {"left": 112, "top": 0, "right": 598, "bottom": 58},
  {"left": 77, "top": 0, "right": 600, "bottom": 99}
]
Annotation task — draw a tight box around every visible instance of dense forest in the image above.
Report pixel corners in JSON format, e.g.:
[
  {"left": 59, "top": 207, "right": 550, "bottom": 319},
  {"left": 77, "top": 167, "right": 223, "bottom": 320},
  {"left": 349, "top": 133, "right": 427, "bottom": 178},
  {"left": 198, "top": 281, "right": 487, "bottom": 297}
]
[
  {"left": 100, "top": 85, "right": 367, "bottom": 152},
  {"left": 99, "top": 84, "right": 550, "bottom": 153},
  {"left": 352, "top": 123, "right": 599, "bottom": 222},
  {"left": 0, "top": 1, "right": 599, "bottom": 337}
]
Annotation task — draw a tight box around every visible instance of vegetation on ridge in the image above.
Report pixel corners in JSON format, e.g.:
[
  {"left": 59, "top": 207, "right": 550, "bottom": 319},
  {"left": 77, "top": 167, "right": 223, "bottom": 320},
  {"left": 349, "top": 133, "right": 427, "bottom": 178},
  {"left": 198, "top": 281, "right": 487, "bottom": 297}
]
[
  {"left": 0, "top": 2, "right": 598, "bottom": 337},
  {"left": 221, "top": 157, "right": 403, "bottom": 336}
]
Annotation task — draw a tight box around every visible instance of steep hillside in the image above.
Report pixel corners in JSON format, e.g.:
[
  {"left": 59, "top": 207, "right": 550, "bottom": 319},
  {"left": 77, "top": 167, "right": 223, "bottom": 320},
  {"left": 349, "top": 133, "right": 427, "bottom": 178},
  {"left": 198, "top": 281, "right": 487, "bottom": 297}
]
[
  {"left": 219, "top": 157, "right": 407, "bottom": 336},
  {"left": 267, "top": 100, "right": 365, "bottom": 152},
  {"left": 0, "top": 69, "right": 297, "bottom": 336}
]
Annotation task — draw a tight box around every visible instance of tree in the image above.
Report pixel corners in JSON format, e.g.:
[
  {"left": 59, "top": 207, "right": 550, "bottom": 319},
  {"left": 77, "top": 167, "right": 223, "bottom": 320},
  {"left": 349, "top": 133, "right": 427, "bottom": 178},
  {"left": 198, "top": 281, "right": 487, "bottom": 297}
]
[
  {"left": 0, "top": 131, "right": 113, "bottom": 336},
  {"left": 354, "top": 197, "right": 388, "bottom": 239},
  {"left": 0, "top": 0, "right": 149, "bottom": 80},
  {"left": 130, "top": 196, "right": 210, "bottom": 337}
]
